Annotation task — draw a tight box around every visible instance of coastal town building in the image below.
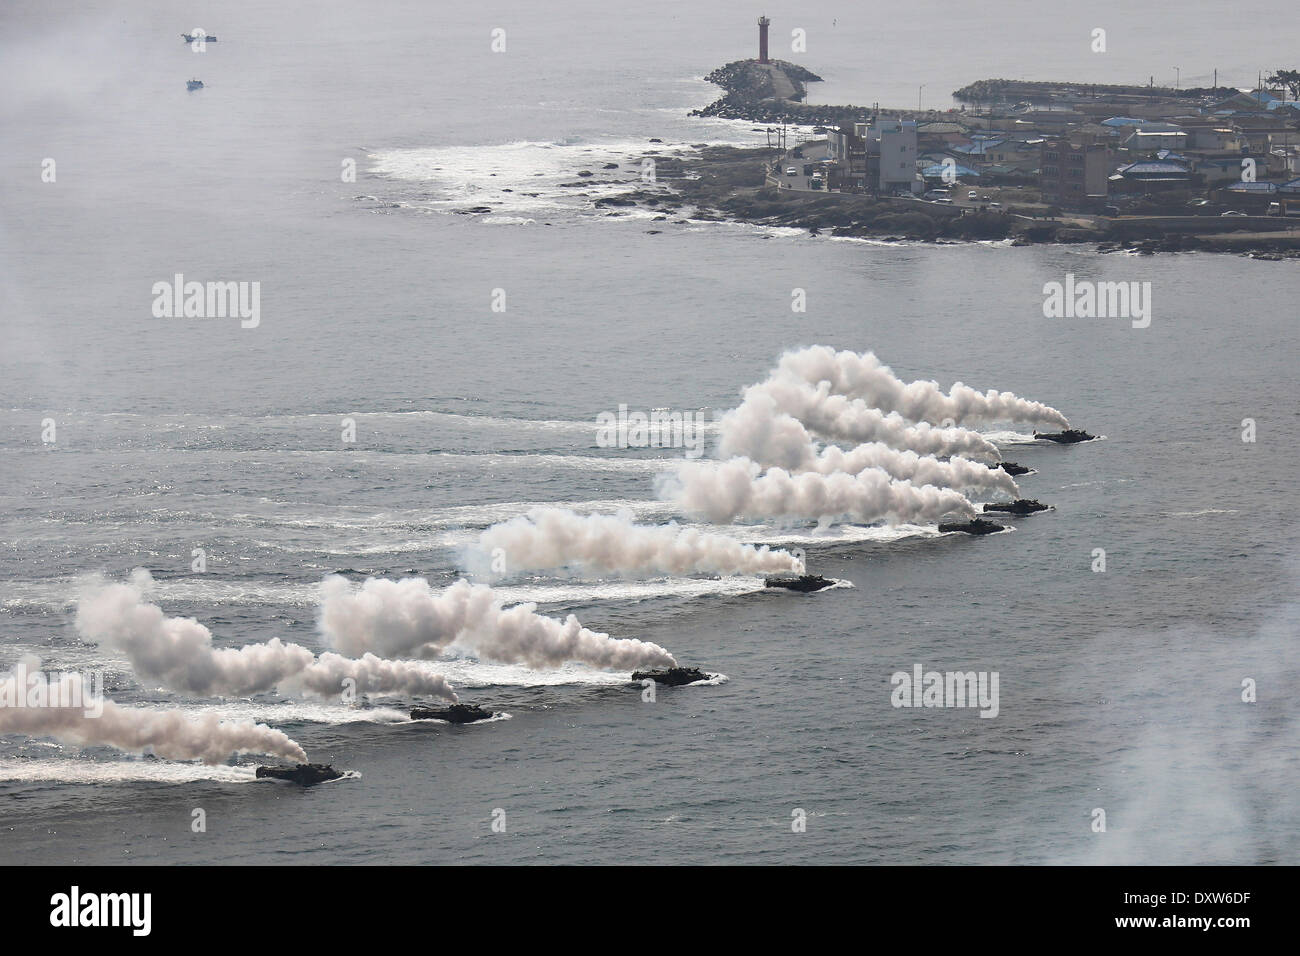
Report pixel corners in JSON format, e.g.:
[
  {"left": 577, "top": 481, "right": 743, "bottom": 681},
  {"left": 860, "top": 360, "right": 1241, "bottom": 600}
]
[
  {"left": 827, "top": 120, "right": 921, "bottom": 194},
  {"left": 873, "top": 120, "right": 921, "bottom": 194},
  {"left": 916, "top": 121, "right": 967, "bottom": 147},
  {"left": 826, "top": 123, "right": 868, "bottom": 190},
  {"left": 1112, "top": 159, "right": 1192, "bottom": 192},
  {"left": 1195, "top": 156, "right": 1252, "bottom": 185},
  {"left": 950, "top": 135, "right": 1041, "bottom": 171},
  {"left": 1121, "top": 123, "right": 1189, "bottom": 152},
  {"left": 1040, "top": 139, "right": 1110, "bottom": 207}
]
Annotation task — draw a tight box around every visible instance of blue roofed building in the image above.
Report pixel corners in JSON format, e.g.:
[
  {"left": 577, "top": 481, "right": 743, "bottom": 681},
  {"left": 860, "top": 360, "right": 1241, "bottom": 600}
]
[{"left": 921, "top": 162, "right": 979, "bottom": 180}]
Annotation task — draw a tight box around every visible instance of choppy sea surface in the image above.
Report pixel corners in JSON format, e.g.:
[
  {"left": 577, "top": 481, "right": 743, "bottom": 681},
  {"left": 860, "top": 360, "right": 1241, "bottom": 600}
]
[{"left": 1, "top": 0, "right": 1297, "bottom": 864}]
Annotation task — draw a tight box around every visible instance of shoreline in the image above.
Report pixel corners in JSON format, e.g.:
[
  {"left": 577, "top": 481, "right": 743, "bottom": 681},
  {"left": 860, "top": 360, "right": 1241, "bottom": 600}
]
[{"left": 599, "top": 145, "right": 1300, "bottom": 259}]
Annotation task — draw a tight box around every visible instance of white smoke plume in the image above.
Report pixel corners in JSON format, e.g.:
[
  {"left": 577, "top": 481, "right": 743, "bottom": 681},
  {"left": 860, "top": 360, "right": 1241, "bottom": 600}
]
[
  {"left": 776, "top": 345, "right": 1069, "bottom": 428},
  {"left": 659, "top": 458, "right": 977, "bottom": 524},
  {"left": 318, "top": 575, "right": 677, "bottom": 671},
  {"left": 806, "top": 444, "right": 1017, "bottom": 496},
  {"left": 469, "top": 507, "right": 804, "bottom": 577},
  {"left": 282, "top": 652, "right": 457, "bottom": 701},
  {"left": 717, "top": 392, "right": 1017, "bottom": 496},
  {"left": 740, "top": 380, "right": 1001, "bottom": 460},
  {"left": 75, "top": 572, "right": 457, "bottom": 701},
  {"left": 0, "top": 658, "right": 308, "bottom": 764}
]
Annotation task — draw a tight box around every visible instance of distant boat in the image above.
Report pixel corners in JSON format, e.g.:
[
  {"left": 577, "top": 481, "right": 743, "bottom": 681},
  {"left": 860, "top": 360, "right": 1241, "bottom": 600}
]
[
  {"left": 182, "top": 33, "right": 217, "bottom": 42},
  {"left": 187, "top": 79, "right": 204, "bottom": 91}
]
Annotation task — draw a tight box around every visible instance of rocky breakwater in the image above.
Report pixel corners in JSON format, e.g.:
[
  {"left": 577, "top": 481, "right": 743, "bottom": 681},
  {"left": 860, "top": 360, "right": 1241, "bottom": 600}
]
[
  {"left": 691, "top": 58, "right": 945, "bottom": 126},
  {"left": 691, "top": 58, "right": 852, "bottom": 124}
]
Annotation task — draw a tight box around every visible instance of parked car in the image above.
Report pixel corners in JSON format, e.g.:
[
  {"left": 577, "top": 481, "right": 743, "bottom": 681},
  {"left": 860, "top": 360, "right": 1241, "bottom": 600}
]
[
  {"left": 967, "top": 190, "right": 978, "bottom": 200},
  {"left": 1220, "top": 210, "right": 1248, "bottom": 217},
  {"left": 785, "top": 167, "right": 798, "bottom": 177}
]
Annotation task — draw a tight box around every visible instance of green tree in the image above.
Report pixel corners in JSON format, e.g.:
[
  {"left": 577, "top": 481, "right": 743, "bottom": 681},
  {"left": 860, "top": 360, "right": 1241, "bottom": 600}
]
[{"left": 1265, "top": 69, "right": 1300, "bottom": 100}]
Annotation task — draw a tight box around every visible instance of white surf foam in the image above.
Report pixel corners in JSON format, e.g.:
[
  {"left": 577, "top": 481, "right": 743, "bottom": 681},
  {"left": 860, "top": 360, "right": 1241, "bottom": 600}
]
[
  {"left": 409, "top": 711, "right": 513, "bottom": 726},
  {"left": 168, "top": 700, "right": 411, "bottom": 725},
  {"left": 688, "top": 672, "right": 730, "bottom": 687},
  {"left": 0, "top": 757, "right": 259, "bottom": 785},
  {"left": 983, "top": 430, "right": 1038, "bottom": 444},
  {"left": 369, "top": 138, "right": 670, "bottom": 215},
  {"left": 487, "top": 576, "right": 766, "bottom": 606},
  {"left": 432, "top": 659, "right": 632, "bottom": 688}
]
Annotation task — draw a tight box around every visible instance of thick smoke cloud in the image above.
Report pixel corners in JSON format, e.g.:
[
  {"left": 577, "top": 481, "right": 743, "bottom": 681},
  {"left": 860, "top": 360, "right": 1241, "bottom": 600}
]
[
  {"left": 0, "top": 658, "right": 307, "bottom": 764},
  {"left": 717, "top": 392, "right": 1017, "bottom": 496},
  {"left": 657, "top": 346, "right": 1055, "bottom": 528},
  {"left": 659, "top": 458, "right": 977, "bottom": 524},
  {"left": 741, "top": 379, "right": 1001, "bottom": 460},
  {"left": 802, "top": 445, "right": 1014, "bottom": 495},
  {"left": 75, "top": 572, "right": 457, "bottom": 701},
  {"left": 280, "top": 652, "right": 457, "bottom": 701},
  {"left": 318, "top": 575, "right": 676, "bottom": 670},
  {"left": 469, "top": 507, "right": 804, "bottom": 577},
  {"left": 776, "top": 345, "right": 1069, "bottom": 428}
]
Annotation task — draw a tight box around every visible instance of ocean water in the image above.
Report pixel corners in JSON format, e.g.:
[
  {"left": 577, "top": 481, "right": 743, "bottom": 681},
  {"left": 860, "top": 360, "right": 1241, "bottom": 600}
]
[{"left": 1, "top": 0, "right": 1297, "bottom": 865}]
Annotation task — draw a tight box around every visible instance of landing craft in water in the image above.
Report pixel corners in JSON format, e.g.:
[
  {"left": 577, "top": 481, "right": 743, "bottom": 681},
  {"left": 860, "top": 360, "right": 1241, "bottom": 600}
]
[
  {"left": 983, "top": 498, "right": 1051, "bottom": 515},
  {"left": 410, "top": 703, "right": 496, "bottom": 724},
  {"left": 256, "top": 763, "right": 344, "bottom": 786},
  {"left": 989, "top": 461, "right": 1031, "bottom": 476},
  {"left": 182, "top": 33, "right": 217, "bottom": 42},
  {"left": 186, "top": 79, "right": 204, "bottom": 91},
  {"left": 1034, "top": 429, "right": 1095, "bottom": 444},
  {"left": 939, "top": 517, "right": 1006, "bottom": 535},
  {"left": 763, "top": 573, "right": 836, "bottom": 592},
  {"left": 632, "top": 666, "right": 712, "bottom": 686}
]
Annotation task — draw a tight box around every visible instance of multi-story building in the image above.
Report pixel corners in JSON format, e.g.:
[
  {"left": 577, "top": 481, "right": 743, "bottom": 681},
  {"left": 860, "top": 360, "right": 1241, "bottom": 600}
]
[
  {"left": 1040, "top": 138, "right": 1111, "bottom": 207},
  {"left": 826, "top": 123, "right": 868, "bottom": 191},
  {"left": 870, "top": 120, "right": 919, "bottom": 194},
  {"left": 826, "top": 120, "right": 920, "bottom": 194}
]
